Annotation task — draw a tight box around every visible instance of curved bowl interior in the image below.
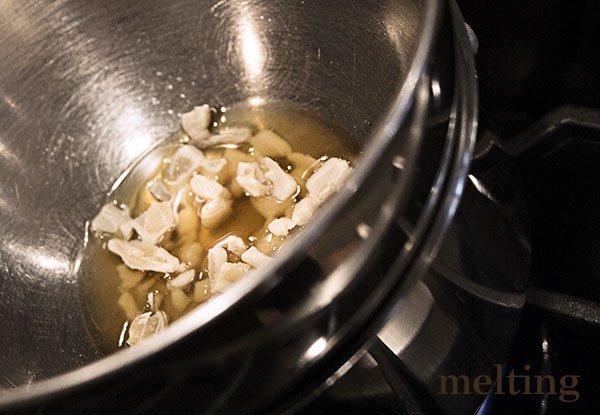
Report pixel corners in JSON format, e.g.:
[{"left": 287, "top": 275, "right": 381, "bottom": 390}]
[{"left": 0, "top": 0, "right": 424, "bottom": 389}]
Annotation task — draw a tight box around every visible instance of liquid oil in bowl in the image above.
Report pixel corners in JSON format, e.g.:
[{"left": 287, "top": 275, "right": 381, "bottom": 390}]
[{"left": 79, "top": 103, "right": 358, "bottom": 355}]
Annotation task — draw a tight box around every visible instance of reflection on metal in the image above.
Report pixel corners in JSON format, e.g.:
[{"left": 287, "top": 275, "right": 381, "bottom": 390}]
[
  {"left": 239, "top": 13, "right": 265, "bottom": 81},
  {"left": 356, "top": 223, "right": 371, "bottom": 240},
  {"left": 303, "top": 337, "right": 327, "bottom": 362},
  {"left": 116, "top": 107, "right": 153, "bottom": 159},
  {"left": 3, "top": 241, "right": 71, "bottom": 276},
  {"left": 0, "top": 140, "right": 21, "bottom": 168},
  {"left": 468, "top": 174, "right": 497, "bottom": 202},
  {"left": 392, "top": 155, "right": 406, "bottom": 170},
  {"left": 248, "top": 96, "right": 265, "bottom": 107},
  {"left": 377, "top": 280, "right": 434, "bottom": 355},
  {"left": 431, "top": 78, "right": 441, "bottom": 100}
]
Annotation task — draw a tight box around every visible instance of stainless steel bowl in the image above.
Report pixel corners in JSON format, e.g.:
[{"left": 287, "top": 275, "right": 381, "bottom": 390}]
[{"left": 0, "top": 0, "right": 477, "bottom": 413}]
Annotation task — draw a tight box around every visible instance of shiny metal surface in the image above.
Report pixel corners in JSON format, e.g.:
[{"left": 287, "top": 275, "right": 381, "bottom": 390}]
[
  {"left": 0, "top": 0, "right": 420, "bottom": 384},
  {"left": 0, "top": 0, "right": 479, "bottom": 413}
]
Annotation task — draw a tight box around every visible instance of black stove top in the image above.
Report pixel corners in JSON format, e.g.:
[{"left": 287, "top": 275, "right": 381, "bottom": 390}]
[
  {"left": 457, "top": 1, "right": 600, "bottom": 413},
  {"left": 479, "top": 105, "right": 600, "bottom": 415},
  {"left": 459, "top": 0, "right": 600, "bottom": 138}
]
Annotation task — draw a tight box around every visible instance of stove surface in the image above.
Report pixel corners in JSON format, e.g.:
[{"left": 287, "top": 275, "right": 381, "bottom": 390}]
[{"left": 454, "top": 1, "right": 600, "bottom": 413}]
